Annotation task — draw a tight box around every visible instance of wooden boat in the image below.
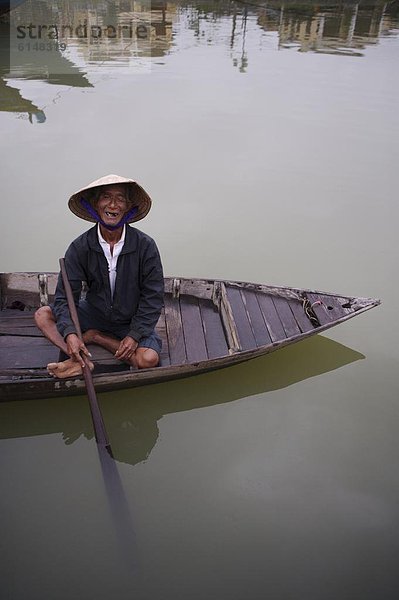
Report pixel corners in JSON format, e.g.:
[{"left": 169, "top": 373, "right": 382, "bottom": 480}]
[{"left": 0, "top": 272, "right": 380, "bottom": 402}]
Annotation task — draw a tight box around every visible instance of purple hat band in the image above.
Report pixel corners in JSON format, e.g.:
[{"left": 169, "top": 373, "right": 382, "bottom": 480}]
[{"left": 80, "top": 198, "right": 138, "bottom": 231}]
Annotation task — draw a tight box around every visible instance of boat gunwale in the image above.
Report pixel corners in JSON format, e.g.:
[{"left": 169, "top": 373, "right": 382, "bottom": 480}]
[{"left": 1, "top": 271, "right": 381, "bottom": 304}]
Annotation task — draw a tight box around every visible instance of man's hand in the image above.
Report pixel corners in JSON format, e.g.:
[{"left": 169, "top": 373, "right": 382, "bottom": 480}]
[
  {"left": 115, "top": 336, "right": 138, "bottom": 361},
  {"left": 65, "top": 333, "right": 91, "bottom": 368}
]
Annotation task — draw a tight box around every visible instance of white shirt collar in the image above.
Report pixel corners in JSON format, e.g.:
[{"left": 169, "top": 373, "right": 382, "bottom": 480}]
[{"left": 97, "top": 224, "right": 126, "bottom": 246}]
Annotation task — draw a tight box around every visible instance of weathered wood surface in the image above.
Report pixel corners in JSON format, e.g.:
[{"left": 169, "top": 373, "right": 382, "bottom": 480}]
[
  {"left": 256, "top": 292, "right": 286, "bottom": 343},
  {"left": 305, "top": 293, "right": 353, "bottom": 325},
  {"left": 0, "top": 316, "right": 171, "bottom": 370},
  {"left": 164, "top": 278, "right": 214, "bottom": 300},
  {"left": 240, "top": 289, "right": 272, "bottom": 347},
  {"left": 288, "top": 298, "right": 315, "bottom": 333},
  {"left": 272, "top": 296, "right": 302, "bottom": 338},
  {"left": 0, "top": 314, "right": 41, "bottom": 336},
  {"left": 156, "top": 308, "right": 170, "bottom": 367},
  {"left": 0, "top": 273, "right": 380, "bottom": 402},
  {"left": 0, "top": 336, "right": 58, "bottom": 369},
  {"left": 0, "top": 273, "right": 58, "bottom": 309},
  {"left": 180, "top": 295, "right": 208, "bottom": 363},
  {"left": 214, "top": 282, "right": 241, "bottom": 353},
  {"left": 198, "top": 298, "right": 228, "bottom": 359},
  {"left": 0, "top": 272, "right": 375, "bottom": 310},
  {"left": 226, "top": 286, "right": 257, "bottom": 352},
  {"left": 164, "top": 293, "right": 187, "bottom": 365}
]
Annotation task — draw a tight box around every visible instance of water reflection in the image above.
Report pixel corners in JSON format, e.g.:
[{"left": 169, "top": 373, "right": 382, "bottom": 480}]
[
  {"left": 186, "top": 0, "right": 399, "bottom": 64},
  {"left": 0, "top": 1, "right": 26, "bottom": 17},
  {"left": 0, "top": 72, "right": 43, "bottom": 120},
  {"left": 0, "top": 20, "right": 92, "bottom": 122},
  {"left": 275, "top": 2, "right": 398, "bottom": 55},
  {"left": 0, "top": 335, "right": 365, "bottom": 466},
  {"left": 97, "top": 444, "right": 138, "bottom": 573},
  {"left": 0, "top": 1, "right": 398, "bottom": 120}
]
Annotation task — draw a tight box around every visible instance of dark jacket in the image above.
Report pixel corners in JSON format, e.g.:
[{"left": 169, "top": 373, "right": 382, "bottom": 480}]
[{"left": 53, "top": 225, "right": 164, "bottom": 342}]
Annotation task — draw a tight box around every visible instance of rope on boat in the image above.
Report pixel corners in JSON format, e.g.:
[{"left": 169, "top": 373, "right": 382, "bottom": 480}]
[{"left": 301, "top": 296, "right": 323, "bottom": 326}]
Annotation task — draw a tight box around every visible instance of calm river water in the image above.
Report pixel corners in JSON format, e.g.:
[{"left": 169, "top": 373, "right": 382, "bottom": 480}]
[{"left": 1, "top": 1, "right": 399, "bottom": 599}]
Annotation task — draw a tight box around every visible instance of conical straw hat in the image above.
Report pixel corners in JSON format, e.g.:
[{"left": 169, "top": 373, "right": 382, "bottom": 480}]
[{"left": 68, "top": 174, "right": 152, "bottom": 223}]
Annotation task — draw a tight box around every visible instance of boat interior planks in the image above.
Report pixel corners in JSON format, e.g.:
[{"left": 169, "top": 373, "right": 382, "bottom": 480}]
[
  {"left": 198, "top": 298, "right": 229, "bottom": 359},
  {"left": 0, "top": 335, "right": 58, "bottom": 369},
  {"left": 0, "top": 313, "right": 42, "bottom": 337},
  {"left": 240, "top": 288, "right": 272, "bottom": 348},
  {"left": 180, "top": 295, "right": 208, "bottom": 363},
  {"left": 0, "top": 273, "right": 380, "bottom": 401},
  {"left": 164, "top": 293, "right": 187, "bottom": 365},
  {"left": 287, "top": 298, "right": 315, "bottom": 333},
  {"left": 156, "top": 308, "right": 171, "bottom": 367},
  {"left": 271, "top": 295, "right": 302, "bottom": 339},
  {"left": 255, "top": 292, "right": 287, "bottom": 343},
  {"left": 225, "top": 285, "right": 257, "bottom": 351}
]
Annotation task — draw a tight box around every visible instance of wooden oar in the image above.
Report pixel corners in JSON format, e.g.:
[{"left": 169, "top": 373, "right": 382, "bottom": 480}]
[{"left": 59, "top": 258, "right": 113, "bottom": 457}]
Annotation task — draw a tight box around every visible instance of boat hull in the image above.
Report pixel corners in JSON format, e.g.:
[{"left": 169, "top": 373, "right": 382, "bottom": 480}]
[{"left": 0, "top": 273, "right": 380, "bottom": 401}]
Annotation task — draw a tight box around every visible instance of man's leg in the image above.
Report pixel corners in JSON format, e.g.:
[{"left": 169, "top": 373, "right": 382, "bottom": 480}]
[
  {"left": 35, "top": 307, "right": 159, "bottom": 375},
  {"left": 135, "top": 347, "right": 160, "bottom": 369},
  {"left": 34, "top": 306, "right": 93, "bottom": 378},
  {"left": 34, "top": 306, "right": 68, "bottom": 354},
  {"left": 85, "top": 330, "right": 159, "bottom": 369}
]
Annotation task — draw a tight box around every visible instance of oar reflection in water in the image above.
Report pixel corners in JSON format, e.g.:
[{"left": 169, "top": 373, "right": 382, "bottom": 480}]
[
  {"left": 97, "top": 444, "right": 138, "bottom": 572},
  {"left": 59, "top": 257, "right": 137, "bottom": 570},
  {"left": 0, "top": 334, "right": 365, "bottom": 467}
]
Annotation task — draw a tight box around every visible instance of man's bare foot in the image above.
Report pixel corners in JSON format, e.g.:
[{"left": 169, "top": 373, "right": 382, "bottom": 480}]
[{"left": 47, "top": 358, "right": 94, "bottom": 379}]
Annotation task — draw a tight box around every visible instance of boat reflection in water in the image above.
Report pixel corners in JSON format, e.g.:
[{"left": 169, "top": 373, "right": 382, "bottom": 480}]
[{"left": 0, "top": 335, "right": 365, "bottom": 466}]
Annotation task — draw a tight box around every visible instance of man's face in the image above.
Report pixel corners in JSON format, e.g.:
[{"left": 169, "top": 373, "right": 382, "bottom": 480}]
[{"left": 96, "top": 184, "right": 130, "bottom": 227}]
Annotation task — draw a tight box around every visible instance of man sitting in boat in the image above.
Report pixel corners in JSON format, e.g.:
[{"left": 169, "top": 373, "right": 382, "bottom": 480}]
[{"left": 35, "top": 174, "right": 164, "bottom": 379}]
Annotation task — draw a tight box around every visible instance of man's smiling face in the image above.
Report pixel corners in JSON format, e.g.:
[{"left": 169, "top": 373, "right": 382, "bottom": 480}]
[{"left": 95, "top": 184, "right": 130, "bottom": 226}]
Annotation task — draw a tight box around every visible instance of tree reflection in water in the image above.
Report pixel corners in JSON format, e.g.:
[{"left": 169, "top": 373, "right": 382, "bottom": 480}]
[{"left": 0, "top": 1, "right": 398, "bottom": 120}]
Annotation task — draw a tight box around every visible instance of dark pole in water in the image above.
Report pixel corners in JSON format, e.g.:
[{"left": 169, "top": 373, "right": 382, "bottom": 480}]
[
  {"left": 60, "top": 258, "right": 136, "bottom": 569},
  {"left": 59, "top": 257, "right": 113, "bottom": 457}
]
